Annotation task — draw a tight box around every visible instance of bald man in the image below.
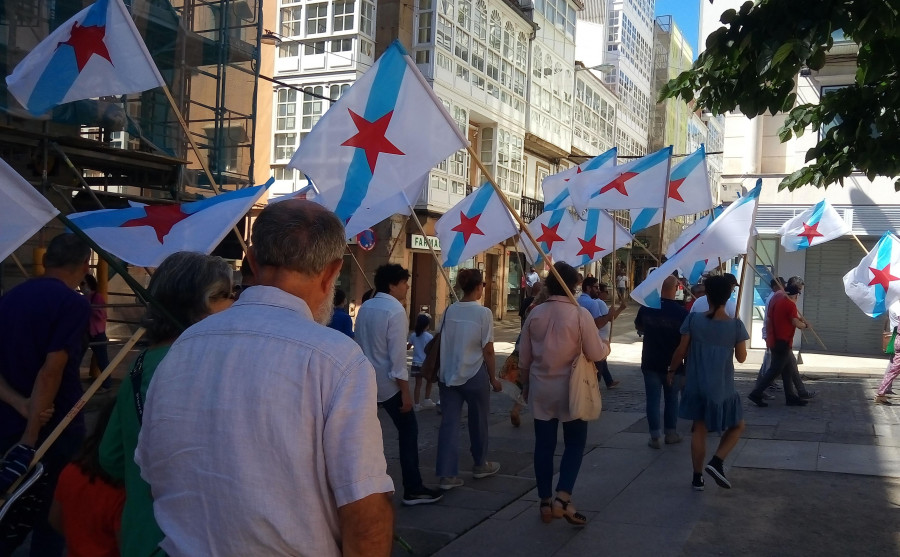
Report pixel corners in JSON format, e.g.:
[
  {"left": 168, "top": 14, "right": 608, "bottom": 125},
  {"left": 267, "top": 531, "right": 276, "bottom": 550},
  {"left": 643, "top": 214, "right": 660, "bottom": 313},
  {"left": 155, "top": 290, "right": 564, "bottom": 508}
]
[{"left": 634, "top": 275, "right": 688, "bottom": 449}]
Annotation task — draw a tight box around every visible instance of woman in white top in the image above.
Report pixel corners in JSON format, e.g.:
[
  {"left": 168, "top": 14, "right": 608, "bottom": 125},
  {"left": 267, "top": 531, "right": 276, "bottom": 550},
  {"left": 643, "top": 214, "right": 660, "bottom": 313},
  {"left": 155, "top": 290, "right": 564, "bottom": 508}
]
[
  {"left": 436, "top": 269, "right": 503, "bottom": 490},
  {"left": 520, "top": 262, "right": 610, "bottom": 526}
]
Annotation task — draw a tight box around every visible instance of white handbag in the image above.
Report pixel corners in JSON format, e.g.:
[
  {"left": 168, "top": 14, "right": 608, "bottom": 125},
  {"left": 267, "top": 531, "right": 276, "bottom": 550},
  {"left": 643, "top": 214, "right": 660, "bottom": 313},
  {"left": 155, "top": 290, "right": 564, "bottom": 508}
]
[{"left": 568, "top": 308, "right": 602, "bottom": 421}]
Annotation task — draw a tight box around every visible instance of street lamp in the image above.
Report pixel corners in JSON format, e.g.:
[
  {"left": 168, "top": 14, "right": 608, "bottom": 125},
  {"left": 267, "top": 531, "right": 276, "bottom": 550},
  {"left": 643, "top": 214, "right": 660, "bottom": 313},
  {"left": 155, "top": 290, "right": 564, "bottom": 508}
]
[
  {"left": 261, "top": 29, "right": 283, "bottom": 46},
  {"left": 576, "top": 63, "right": 616, "bottom": 73}
]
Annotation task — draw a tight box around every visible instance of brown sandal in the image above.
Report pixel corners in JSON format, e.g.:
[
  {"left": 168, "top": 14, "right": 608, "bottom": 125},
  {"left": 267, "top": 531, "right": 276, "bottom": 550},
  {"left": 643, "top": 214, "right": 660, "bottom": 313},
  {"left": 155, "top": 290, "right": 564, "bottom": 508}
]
[
  {"left": 552, "top": 497, "right": 587, "bottom": 526},
  {"left": 539, "top": 499, "right": 554, "bottom": 523}
]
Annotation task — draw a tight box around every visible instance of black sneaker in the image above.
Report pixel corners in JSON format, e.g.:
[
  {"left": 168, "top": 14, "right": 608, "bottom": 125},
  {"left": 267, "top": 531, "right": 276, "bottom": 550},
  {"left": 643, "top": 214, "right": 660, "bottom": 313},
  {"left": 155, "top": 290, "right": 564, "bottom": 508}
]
[
  {"left": 704, "top": 461, "right": 731, "bottom": 489},
  {"left": 747, "top": 393, "right": 768, "bottom": 407},
  {"left": 800, "top": 390, "right": 817, "bottom": 400},
  {"left": 402, "top": 486, "right": 443, "bottom": 506},
  {"left": 692, "top": 475, "right": 705, "bottom": 491},
  {"left": 785, "top": 398, "right": 809, "bottom": 406}
]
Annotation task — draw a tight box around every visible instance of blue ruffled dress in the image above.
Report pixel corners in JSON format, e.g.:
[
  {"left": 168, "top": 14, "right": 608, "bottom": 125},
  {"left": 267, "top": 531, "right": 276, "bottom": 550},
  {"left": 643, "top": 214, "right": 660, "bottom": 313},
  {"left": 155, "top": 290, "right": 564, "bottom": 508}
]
[{"left": 678, "top": 313, "right": 750, "bottom": 432}]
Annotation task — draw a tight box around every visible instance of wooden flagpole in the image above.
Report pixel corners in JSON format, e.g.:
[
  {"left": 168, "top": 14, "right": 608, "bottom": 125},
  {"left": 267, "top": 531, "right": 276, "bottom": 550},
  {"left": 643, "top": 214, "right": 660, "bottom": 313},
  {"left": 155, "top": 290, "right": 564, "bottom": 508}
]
[
  {"left": 734, "top": 253, "right": 748, "bottom": 311},
  {"left": 345, "top": 246, "right": 373, "bottom": 291},
  {"left": 466, "top": 145, "right": 578, "bottom": 305},
  {"left": 657, "top": 149, "right": 673, "bottom": 263},
  {"left": 10, "top": 253, "right": 29, "bottom": 278},
  {"left": 402, "top": 196, "right": 459, "bottom": 303},
  {"left": 851, "top": 233, "right": 869, "bottom": 255},
  {"left": 2, "top": 328, "right": 146, "bottom": 503},
  {"left": 161, "top": 85, "right": 249, "bottom": 253}
]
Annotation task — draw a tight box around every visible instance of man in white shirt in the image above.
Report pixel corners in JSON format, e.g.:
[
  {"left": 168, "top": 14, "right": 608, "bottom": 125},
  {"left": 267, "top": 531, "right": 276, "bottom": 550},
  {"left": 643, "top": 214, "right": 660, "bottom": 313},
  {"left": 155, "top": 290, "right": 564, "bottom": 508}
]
[
  {"left": 525, "top": 266, "right": 540, "bottom": 288},
  {"left": 136, "top": 200, "right": 395, "bottom": 556},
  {"left": 355, "top": 264, "right": 443, "bottom": 506},
  {"left": 690, "top": 273, "right": 738, "bottom": 317}
]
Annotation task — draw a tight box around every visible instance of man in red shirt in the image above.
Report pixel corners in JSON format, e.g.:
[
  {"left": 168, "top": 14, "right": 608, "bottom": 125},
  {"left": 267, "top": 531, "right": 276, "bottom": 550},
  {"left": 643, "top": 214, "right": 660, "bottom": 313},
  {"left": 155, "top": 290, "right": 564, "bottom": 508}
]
[{"left": 748, "top": 278, "right": 810, "bottom": 407}]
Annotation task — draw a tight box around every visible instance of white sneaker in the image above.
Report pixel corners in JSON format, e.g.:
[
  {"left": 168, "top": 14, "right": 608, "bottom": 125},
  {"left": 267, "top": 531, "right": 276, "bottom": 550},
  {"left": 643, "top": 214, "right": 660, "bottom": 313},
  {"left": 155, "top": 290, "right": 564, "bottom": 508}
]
[
  {"left": 420, "top": 399, "right": 436, "bottom": 409},
  {"left": 473, "top": 461, "right": 500, "bottom": 479},
  {"left": 413, "top": 404, "right": 422, "bottom": 412}
]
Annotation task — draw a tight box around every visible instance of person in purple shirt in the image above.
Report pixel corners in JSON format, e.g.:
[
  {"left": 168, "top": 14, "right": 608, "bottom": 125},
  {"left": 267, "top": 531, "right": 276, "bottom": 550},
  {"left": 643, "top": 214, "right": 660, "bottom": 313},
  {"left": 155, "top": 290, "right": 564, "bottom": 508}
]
[
  {"left": 0, "top": 233, "right": 92, "bottom": 556},
  {"left": 327, "top": 288, "right": 355, "bottom": 338}
]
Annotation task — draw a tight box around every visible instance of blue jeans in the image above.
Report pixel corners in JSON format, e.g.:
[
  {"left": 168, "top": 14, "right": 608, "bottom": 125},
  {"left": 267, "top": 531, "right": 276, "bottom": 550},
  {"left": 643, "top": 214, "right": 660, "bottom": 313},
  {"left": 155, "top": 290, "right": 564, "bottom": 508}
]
[
  {"left": 436, "top": 364, "right": 490, "bottom": 477},
  {"left": 594, "top": 360, "right": 614, "bottom": 387},
  {"left": 533, "top": 418, "right": 587, "bottom": 499},
  {"left": 379, "top": 391, "right": 423, "bottom": 492},
  {"left": 642, "top": 370, "right": 679, "bottom": 438}
]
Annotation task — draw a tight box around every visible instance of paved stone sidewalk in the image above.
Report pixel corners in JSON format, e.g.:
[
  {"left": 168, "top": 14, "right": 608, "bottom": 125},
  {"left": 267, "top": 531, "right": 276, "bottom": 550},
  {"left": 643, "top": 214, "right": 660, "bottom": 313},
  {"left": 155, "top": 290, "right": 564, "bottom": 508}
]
[{"left": 384, "top": 310, "right": 900, "bottom": 556}]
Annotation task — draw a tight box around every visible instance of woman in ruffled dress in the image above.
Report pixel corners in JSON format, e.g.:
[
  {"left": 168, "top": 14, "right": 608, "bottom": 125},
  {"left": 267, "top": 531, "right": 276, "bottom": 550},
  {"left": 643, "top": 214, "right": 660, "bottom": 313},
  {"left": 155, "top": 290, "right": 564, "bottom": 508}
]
[{"left": 667, "top": 275, "right": 749, "bottom": 491}]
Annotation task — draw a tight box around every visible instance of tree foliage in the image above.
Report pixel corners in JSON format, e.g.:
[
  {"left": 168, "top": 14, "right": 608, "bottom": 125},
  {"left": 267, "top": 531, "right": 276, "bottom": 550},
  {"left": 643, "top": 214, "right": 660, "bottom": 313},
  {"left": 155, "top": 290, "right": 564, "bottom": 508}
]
[{"left": 660, "top": 0, "right": 900, "bottom": 191}]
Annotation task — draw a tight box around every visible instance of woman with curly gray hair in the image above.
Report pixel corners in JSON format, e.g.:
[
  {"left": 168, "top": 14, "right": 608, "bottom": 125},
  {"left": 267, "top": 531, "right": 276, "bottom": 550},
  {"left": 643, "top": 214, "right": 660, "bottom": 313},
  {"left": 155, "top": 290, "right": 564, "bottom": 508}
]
[{"left": 98, "top": 252, "right": 233, "bottom": 557}]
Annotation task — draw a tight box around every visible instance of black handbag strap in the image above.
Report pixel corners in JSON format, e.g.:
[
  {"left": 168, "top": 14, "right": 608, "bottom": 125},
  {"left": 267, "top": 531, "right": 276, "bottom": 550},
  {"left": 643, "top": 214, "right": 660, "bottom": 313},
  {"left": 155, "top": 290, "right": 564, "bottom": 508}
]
[{"left": 130, "top": 351, "right": 148, "bottom": 425}]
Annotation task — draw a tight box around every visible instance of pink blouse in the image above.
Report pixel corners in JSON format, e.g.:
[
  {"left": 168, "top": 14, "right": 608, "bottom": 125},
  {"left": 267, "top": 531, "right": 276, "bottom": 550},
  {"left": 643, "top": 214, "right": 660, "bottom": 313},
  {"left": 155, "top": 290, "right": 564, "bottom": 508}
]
[{"left": 519, "top": 296, "right": 610, "bottom": 422}]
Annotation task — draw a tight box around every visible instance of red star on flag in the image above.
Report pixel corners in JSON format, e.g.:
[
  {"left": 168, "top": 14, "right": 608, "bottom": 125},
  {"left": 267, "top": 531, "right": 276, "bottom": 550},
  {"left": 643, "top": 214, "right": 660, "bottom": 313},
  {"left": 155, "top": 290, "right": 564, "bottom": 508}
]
[
  {"left": 868, "top": 263, "right": 900, "bottom": 292},
  {"left": 576, "top": 235, "right": 605, "bottom": 259},
  {"left": 536, "top": 222, "right": 564, "bottom": 250},
  {"left": 58, "top": 22, "right": 112, "bottom": 72},
  {"left": 452, "top": 211, "right": 484, "bottom": 243},
  {"left": 598, "top": 172, "right": 638, "bottom": 196},
  {"left": 341, "top": 109, "right": 405, "bottom": 172},
  {"left": 668, "top": 177, "right": 686, "bottom": 202},
  {"left": 121, "top": 205, "right": 190, "bottom": 244},
  {"left": 563, "top": 167, "right": 583, "bottom": 182},
  {"left": 798, "top": 221, "right": 824, "bottom": 246}
]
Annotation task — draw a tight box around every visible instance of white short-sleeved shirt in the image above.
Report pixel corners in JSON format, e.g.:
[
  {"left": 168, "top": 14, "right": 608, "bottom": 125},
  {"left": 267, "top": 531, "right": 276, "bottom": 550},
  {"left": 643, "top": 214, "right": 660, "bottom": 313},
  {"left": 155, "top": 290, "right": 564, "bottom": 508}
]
[
  {"left": 617, "top": 275, "right": 627, "bottom": 289},
  {"left": 439, "top": 301, "right": 493, "bottom": 386},
  {"left": 408, "top": 331, "right": 433, "bottom": 366},
  {"left": 135, "top": 286, "right": 393, "bottom": 557},
  {"left": 355, "top": 293, "right": 410, "bottom": 402},
  {"left": 889, "top": 300, "right": 900, "bottom": 330},
  {"left": 690, "top": 295, "right": 736, "bottom": 318}
]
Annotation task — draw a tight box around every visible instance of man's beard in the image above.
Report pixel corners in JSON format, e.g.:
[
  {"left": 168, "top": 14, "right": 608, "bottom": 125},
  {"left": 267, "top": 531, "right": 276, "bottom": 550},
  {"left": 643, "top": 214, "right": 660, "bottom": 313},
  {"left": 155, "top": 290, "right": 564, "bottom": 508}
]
[{"left": 315, "top": 283, "right": 336, "bottom": 326}]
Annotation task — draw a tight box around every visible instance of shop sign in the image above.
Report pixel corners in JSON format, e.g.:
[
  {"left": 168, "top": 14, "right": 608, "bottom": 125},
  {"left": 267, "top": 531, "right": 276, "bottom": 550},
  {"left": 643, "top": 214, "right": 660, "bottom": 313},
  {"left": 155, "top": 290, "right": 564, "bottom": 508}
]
[{"left": 410, "top": 234, "right": 441, "bottom": 251}]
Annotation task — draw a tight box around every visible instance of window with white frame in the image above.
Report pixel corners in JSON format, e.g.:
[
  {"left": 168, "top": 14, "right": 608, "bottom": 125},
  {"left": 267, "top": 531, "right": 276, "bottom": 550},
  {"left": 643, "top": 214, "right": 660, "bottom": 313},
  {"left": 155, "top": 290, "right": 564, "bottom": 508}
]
[
  {"left": 304, "top": 40, "right": 326, "bottom": 55},
  {"left": 280, "top": 5, "right": 302, "bottom": 36},
  {"left": 360, "top": 0, "right": 375, "bottom": 36},
  {"left": 276, "top": 88, "right": 297, "bottom": 131},
  {"left": 274, "top": 133, "right": 297, "bottom": 161},
  {"left": 489, "top": 10, "right": 501, "bottom": 50},
  {"left": 473, "top": 0, "right": 486, "bottom": 41},
  {"left": 329, "top": 83, "right": 350, "bottom": 100},
  {"left": 306, "top": 3, "right": 328, "bottom": 35},
  {"left": 274, "top": 166, "right": 297, "bottom": 181},
  {"left": 301, "top": 86, "right": 325, "bottom": 135},
  {"left": 278, "top": 42, "right": 299, "bottom": 57},
  {"left": 331, "top": 38, "right": 352, "bottom": 53},
  {"left": 333, "top": 0, "right": 354, "bottom": 32},
  {"left": 457, "top": 0, "right": 470, "bottom": 29}
]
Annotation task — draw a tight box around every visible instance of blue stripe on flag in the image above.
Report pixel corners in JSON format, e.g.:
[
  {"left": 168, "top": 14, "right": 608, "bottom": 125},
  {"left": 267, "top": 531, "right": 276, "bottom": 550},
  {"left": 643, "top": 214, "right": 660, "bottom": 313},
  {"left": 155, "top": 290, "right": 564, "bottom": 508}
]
[
  {"left": 630, "top": 208, "right": 659, "bottom": 233},
  {"left": 670, "top": 145, "right": 704, "bottom": 182},
  {"left": 544, "top": 189, "right": 570, "bottom": 212},
  {"left": 630, "top": 146, "right": 672, "bottom": 173},
  {"left": 873, "top": 234, "right": 893, "bottom": 315},
  {"left": 584, "top": 147, "right": 616, "bottom": 171},
  {"left": 644, "top": 288, "right": 661, "bottom": 309},
  {"left": 334, "top": 44, "right": 407, "bottom": 222},
  {"left": 808, "top": 200, "right": 826, "bottom": 226},
  {"left": 577, "top": 209, "right": 601, "bottom": 266},
  {"left": 444, "top": 184, "right": 495, "bottom": 266},
  {"left": 688, "top": 260, "right": 707, "bottom": 284},
  {"left": 182, "top": 179, "right": 273, "bottom": 214},
  {"left": 28, "top": 0, "right": 110, "bottom": 115},
  {"left": 69, "top": 207, "right": 145, "bottom": 229}
]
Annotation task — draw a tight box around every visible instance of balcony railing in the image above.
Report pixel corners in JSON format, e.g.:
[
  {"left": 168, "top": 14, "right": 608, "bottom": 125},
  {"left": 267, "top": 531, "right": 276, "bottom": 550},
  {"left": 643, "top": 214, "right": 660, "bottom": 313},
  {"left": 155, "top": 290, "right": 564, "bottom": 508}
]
[{"left": 521, "top": 195, "right": 544, "bottom": 223}]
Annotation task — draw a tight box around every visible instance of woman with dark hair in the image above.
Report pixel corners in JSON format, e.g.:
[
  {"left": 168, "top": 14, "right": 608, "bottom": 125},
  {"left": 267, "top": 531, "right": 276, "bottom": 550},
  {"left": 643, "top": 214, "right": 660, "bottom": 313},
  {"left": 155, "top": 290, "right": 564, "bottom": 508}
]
[
  {"left": 408, "top": 313, "right": 435, "bottom": 411},
  {"left": 668, "top": 275, "right": 749, "bottom": 491},
  {"left": 49, "top": 400, "right": 124, "bottom": 556},
  {"left": 99, "top": 252, "right": 233, "bottom": 556},
  {"left": 519, "top": 262, "right": 609, "bottom": 525},
  {"left": 436, "top": 268, "right": 503, "bottom": 490}
]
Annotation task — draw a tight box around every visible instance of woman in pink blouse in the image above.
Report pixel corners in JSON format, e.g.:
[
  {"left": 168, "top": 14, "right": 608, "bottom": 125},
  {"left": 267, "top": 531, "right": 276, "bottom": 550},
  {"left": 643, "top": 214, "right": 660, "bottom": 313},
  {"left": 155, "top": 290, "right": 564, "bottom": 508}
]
[{"left": 519, "top": 262, "right": 610, "bottom": 526}]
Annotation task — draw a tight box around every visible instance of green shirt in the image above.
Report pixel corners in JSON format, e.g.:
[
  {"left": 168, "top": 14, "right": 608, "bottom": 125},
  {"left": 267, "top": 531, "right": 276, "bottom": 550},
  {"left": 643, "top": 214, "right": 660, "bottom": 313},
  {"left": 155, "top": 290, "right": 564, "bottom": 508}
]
[{"left": 99, "top": 345, "right": 170, "bottom": 557}]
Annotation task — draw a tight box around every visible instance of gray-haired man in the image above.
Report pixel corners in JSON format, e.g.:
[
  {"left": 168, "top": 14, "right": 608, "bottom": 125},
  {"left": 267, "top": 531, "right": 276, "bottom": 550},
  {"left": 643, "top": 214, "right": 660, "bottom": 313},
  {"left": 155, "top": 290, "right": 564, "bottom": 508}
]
[{"left": 136, "top": 200, "right": 395, "bottom": 556}]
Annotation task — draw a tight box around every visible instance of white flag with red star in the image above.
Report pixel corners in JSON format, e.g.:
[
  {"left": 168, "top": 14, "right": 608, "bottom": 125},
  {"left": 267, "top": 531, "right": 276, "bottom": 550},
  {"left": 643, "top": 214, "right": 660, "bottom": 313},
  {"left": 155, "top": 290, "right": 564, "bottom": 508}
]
[
  {"left": 778, "top": 199, "right": 850, "bottom": 252},
  {"left": 288, "top": 41, "right": 467, "bottom": 237},
  {"left": 568, "top": 146, "right": 672, "bottom": 213},
  {"left": 0, "top": 157, "right": 60, "bottom": 262},
  {"left": 516, "top": 208, "right": 631, "bottom": 267},
  {"left": 843, "top": 231, "right": 900, "bottom": 318},
  {"left": 630, "top": 145, "right": 714, "bottom": 233},
  {"left": 6, "top": 0, "right": 165, "bottom": 116},
  {"left": 435, "top": 183, "right": 518, "bottom": 267}
]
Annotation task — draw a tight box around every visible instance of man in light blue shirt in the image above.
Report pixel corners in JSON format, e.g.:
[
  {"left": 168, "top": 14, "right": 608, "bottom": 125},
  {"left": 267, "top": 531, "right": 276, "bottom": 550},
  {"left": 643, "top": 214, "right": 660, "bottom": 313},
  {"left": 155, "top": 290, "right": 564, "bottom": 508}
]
[
  {"left": 578, "top": 277, "right": 624, "bottom": 389},
  {"left": 355, "top": 264, "right": 443, "bottom": 506}
]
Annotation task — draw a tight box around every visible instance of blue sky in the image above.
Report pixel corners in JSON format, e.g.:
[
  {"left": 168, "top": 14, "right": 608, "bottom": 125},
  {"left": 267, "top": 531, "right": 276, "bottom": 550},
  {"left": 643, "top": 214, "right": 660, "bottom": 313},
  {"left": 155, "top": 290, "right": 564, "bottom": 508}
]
[{"left": 655, "top": 0, "right": 700, "bottom": 59}]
